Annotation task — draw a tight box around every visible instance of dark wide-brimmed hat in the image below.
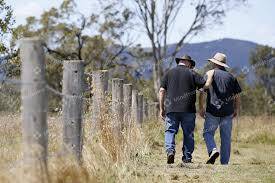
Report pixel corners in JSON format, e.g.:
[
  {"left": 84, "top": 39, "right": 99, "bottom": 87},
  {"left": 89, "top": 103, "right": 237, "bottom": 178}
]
[
  {"left": 208, "top": 52, "right": 230, "bottom": 68},
  {"left": 175, "top": 55, "right": 196, "bottom": 67}
]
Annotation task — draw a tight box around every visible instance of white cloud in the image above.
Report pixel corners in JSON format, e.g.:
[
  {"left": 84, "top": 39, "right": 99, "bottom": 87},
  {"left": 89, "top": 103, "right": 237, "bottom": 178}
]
[
  {"left": 8, "top": 1, "right": 43, "bottom": 25},
  {"left": 14, "top": 2, "right": 43, "bottom": 17},
  {"left": 254, "top": 27, "right": 275, "bottom": 47},
  {"left": 6, "top": 0, "right": 275, "bottom": 47},
  {"left": 8, "top": 0, "right": 62, "bottom": 25}
]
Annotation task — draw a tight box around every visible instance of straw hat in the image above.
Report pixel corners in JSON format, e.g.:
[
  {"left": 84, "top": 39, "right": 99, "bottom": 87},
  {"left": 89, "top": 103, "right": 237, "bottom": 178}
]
[{"left": 208, "top": 52, "right": 229, "bottom": 68}]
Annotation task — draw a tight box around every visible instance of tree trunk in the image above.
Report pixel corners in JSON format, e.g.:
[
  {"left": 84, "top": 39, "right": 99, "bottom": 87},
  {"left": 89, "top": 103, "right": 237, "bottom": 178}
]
[{"left": 152, "top": 61, "right": 161, "bottom": 97}]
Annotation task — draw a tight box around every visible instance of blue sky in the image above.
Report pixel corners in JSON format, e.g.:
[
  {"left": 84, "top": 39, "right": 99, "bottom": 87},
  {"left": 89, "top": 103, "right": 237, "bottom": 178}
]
[{"left": 6, "top": 0, "right": 275, "bottom": 47}]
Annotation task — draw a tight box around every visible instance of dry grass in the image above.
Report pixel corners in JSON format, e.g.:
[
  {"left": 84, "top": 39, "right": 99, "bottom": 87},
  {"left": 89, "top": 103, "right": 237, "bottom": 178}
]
[
  {"left": 0, "top": 113, "right": 274, "bottom": 182},
  {"left": 0, "top": 111, "right": 153, "bottom": 183},
  {"left": 232, "top": 116, "right": 275, "bottom": 145}
]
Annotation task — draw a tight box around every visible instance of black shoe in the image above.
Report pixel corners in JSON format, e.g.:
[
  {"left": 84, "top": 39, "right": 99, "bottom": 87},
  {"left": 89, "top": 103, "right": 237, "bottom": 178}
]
[
  {"left": 182, "top": 157, "right": 192, "bottom": 163},
  {"left": 206, "top": 148, "right": 220, "bottom": 164},
  {"left": 167, "top": 152, "right": 175, "bottom": 164}
]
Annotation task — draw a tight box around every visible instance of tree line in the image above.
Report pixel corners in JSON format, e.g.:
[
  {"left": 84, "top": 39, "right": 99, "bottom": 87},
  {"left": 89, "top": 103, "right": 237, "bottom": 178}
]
[{"left": 0, "top": 0, "right": 274, "bottom": 116}]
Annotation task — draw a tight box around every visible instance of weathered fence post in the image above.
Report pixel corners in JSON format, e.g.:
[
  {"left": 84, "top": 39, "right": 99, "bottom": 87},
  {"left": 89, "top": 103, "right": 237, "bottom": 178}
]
[
  {"left": 123, "top": 84, "right": 132, "bottom": 128},
  {"left": 148, "top": 101, "right": 159, "bottom": 121},
  {"left": 91, "top": 70, "right": 108, "bottom": 130},
  {"left": 143, "top": 98, "right": 148, "bottom": 122},
  {"left": 131, "top": 90, "right": 138, "bottom": 125},
  {"left": 107, "top": 79, "right": 112, "bottom": 94},
  {"left": 20, "top": 38, "right": 48, "bottom": 181},
  {"left": 148, "top": 101, "right": 153, "bottom": 120},
  {"left": 137, "top": 93, "right": 143, "bottom": 126},
  {"left": 62, "top": 60, "right": 84, "bottom": 162},
  {"left": 112, "top": 78, "right": 124, "bottom": 134},
  {"left": 153, "top": 102, "right": 159, "bottom": 120}
]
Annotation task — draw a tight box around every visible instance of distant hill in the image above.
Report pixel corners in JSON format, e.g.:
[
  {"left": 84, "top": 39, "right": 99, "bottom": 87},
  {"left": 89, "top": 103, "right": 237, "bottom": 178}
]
[
  {"left": 0, "top": 38, "right": 259, "bottom": 83},
  {"left": 124, "top": 38, "right": 259, "bottom": 80},
  {"left": 175, "top": 38, "right": 258, "bottom": 69}
]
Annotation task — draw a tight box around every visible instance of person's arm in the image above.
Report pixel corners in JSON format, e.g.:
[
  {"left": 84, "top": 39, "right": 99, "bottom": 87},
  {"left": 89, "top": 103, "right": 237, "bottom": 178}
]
[
  {"left": 159, "top": 73, "right": 168, "bottom": 120},
  {"left": 159, "top": 88, "right": 166, "bottom": 120},
  {"left": 204, "top": 70, "right": 214, "bottom": 89},
  {"left": 199, "top": 91, "right": 206, "bottom": 118},
  {"left": 193, "top": 71, "right": 206, "bottom": 89}
]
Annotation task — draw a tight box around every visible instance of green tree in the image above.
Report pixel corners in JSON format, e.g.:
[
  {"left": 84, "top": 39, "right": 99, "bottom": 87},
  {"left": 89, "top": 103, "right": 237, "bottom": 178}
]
[
  {"left": 250, "top": 46, "right": 275, "bottom": 101},
  {"left": 243, "top": 45, "right": 275, "bottom": 115},
  {"left": 12, "top": 0, "right": 134, "bottom": 70},
  {"left": 240, "top": 84, "right": 274, "bottom": 116},
  {"left": 10, "top": 0, "right": 139, "bottom": 111},
  {"left": 0, "top": 0, "right": 14, "bottom": 53}
]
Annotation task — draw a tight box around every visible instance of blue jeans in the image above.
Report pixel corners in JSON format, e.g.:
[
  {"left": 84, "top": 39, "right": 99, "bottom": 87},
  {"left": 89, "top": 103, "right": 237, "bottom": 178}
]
[
  {"left": 203, "top": 112, "right": 233, "bottom": 164},
  {"left": 165, "top": 112, "right": 196, "bottom": 160}
]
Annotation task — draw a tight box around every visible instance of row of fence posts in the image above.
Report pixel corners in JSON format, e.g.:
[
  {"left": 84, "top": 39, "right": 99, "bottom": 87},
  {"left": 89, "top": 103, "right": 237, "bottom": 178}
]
[{"left": 19, "top": 38, "right": 159, "bottom": 181}]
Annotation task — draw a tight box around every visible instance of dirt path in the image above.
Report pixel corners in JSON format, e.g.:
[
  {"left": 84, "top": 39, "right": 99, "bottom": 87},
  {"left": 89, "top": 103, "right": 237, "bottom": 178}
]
[{"left": 133, "top": 141, "right": 275, "bottom": 182}]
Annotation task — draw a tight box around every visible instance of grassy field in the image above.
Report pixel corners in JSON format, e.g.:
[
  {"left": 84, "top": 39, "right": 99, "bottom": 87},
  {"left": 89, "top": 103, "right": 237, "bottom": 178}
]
[{"left": 0, "top": 114, "right": 274, "bottom": 182}]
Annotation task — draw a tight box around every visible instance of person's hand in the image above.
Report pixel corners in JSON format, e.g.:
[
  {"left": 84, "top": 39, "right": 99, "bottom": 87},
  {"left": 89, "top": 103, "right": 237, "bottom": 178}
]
[
  {"left": 159, "top": 109, "right": 166, "bottom": 120},
  {"left": 199, "top": 108, "right": 206, "bottom": 119},
  {"left": 232, "top": 110, "right": 238, "bottom": 118}
]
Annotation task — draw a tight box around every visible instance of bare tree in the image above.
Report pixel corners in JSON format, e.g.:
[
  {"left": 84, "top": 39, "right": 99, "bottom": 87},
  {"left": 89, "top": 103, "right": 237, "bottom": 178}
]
[{"left": 131, "top": 0, "right": 247, "bottom": 96}]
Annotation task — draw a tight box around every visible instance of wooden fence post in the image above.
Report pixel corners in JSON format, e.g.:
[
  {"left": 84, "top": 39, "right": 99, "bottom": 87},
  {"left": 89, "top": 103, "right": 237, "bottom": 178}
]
[
  {"left": 20, "top": 37, "right": 48, "bottom": 181},
  {"left": 62, "top": 60, "right": 84, "bottom": 162},
  {"left": 143, "top": 98, "right": 148, "bottom": 122},
  {"left": 148, "top": 101, "right": 159, "bottom": 121},
  {"left": 137, "top": 93, "right": 143, "bottom": 126},
  {"left": 131, "top": 90, "right": 138, "bottom": 125},
  {"left": 107, "top": 79, "right": 112, "bottom": 94},
  {"left": 153, "top": 102, "right": 159, "bottom": 120},
  {"left": 148, "top": 101, "right": 154, "bottom": 120},
  {"left": 112, "top": 78, "right": 124, "bottom": 134},
  {"left": 123, "top": 84, "right": 132, "bottom": 128},
  {"left": 91, "top": 70, "right": 108, "bottom": 131}
]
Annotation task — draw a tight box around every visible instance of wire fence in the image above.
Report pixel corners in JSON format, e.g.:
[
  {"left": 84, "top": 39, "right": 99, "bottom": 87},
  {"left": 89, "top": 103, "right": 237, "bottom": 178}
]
[{"left": 0, "top": 38, "right": 160, "bottom": 181}]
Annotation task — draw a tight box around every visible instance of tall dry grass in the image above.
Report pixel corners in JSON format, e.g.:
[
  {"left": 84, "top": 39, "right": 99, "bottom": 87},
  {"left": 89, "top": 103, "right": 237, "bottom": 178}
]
[
  {"left": 0, "top": 110, "right": 160, "bottom": 183},
  {"left": 231, "top": 116, "right": 275, "bottom": 144},
  {"left": 190, "top": 115, "right": 275, "bottom": 145},
  {"left": 0, "top": 113, "right": 274, "bottom": 182}
]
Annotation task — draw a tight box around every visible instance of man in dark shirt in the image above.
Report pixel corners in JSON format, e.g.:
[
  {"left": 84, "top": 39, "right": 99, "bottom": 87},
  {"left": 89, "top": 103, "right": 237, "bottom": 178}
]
[
  {"left": 159, "top": 55, "right": 205, "bottom": 164},
  {"left": 199, "top": 52, "right": 242, "bottom": 165}
]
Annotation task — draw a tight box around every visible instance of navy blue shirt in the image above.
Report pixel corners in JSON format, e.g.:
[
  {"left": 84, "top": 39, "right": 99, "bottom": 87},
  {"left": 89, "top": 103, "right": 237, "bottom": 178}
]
[
  {"left": 160, "top": 65, "right": 205, "bottom": 114},
  {"left": 206, "top": 68, "right": 242, "bottom": 117}
]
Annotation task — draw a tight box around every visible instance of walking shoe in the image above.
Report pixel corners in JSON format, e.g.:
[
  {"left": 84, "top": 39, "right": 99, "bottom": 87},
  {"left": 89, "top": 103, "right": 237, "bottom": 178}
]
[
  {"left": 206, "top": 148, "right": 219, "bottom": 164},
  {"left": 167, "top": 152, "right": 175, "bottom": 164},
  {"left": 182, "top": 158, "right": 192, "bottom": 163}
]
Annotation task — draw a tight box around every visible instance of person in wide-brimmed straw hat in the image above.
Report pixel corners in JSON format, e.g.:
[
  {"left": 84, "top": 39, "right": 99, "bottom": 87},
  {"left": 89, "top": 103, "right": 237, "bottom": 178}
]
[
  {"left": 202, "top": 52, "right": 229, "bottom": 89},
  {"left": 207, "top": 52, "right": 230, "bottom": 68},
  {"left": 175, "top": 55, "right": 196, "bottom": 69},
  {"left": 199, "top": 52, "right": 242, "bottom": 165}
]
